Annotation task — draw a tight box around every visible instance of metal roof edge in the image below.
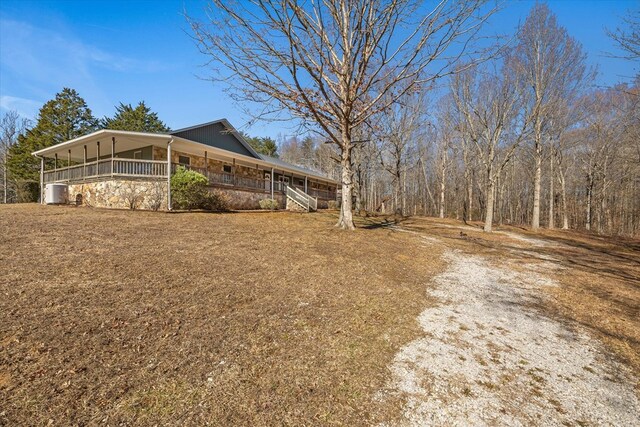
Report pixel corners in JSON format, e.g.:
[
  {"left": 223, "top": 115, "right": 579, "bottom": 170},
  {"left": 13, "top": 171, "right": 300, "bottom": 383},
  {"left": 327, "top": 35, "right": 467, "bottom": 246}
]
[{"left": 31, "top": 129, "right": 172, "bottom": 156}]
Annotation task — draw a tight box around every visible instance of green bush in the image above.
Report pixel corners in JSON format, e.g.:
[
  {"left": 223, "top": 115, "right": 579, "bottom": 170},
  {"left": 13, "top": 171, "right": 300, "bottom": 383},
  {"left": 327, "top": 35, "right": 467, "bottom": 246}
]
[
  {"left": 171, "top": 167, "right": 230, "bottom": 211},
  {"left": 259, "top": 198, "right": 279, "bottom": 210},
  {"left": 170, "top": 167, "right": 209, "bottom": 210}
]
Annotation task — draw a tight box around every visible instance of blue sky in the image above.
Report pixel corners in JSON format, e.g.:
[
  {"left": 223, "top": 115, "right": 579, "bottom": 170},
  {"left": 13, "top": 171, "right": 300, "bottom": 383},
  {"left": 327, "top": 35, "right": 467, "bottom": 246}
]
[{"left": 0, "top": 0, "right": 637, "bottom": 139}]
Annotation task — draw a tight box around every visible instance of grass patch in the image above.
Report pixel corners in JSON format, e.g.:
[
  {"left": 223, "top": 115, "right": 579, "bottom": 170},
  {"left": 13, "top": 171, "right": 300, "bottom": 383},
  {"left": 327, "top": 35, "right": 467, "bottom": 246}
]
[{"left": 0, "top": 204, "right": 443, "bottom": 426}]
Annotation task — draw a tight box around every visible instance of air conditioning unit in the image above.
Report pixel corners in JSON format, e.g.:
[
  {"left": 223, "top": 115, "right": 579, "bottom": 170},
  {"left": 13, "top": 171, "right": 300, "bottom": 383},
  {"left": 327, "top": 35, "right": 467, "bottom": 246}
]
[{"left": 45, "top": 183, "right": 68, "bottom": 205}]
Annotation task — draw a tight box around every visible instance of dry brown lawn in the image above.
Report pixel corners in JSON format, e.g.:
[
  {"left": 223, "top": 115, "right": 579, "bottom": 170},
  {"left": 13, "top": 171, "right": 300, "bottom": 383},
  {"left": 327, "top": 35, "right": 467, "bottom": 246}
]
[
  {"left": 0, "top": 205, "right": 443, "bottom": 426},
  {"left": 399, "top": 217, "right": 640, "bottom": 385},
  {"left": 1, "top": 205, "right": 638, "bottom": 426}
]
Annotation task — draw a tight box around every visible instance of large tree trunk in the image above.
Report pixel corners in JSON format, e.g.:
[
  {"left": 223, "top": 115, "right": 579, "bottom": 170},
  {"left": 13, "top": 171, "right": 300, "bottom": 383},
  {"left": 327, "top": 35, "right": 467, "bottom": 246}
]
[
  {"left": 401, "top": 169, "right": 407, "bottom": 216},
  {"left": 532, "top": 138, "right": 542, "bottom": 230},
  {"left": 484, "top": 175, "right": 495, "bottom": 232},
  {"left": 439, "top": 152, "right": 446, "bottom": 219},
  {"left": 467, "top": 171, "right": 473, "bottom": 222},
  {"left": 586, "top": 173, "right": 593, "bottom": 231},
  {"left": 559, "top": 168, "right": 569, "bottom": 229},
  {"left": 420, "top": 158, "right": 436, "bottom": 215},
  {"left": 548, "top": 149, "right": 555, "bottom": 229},
  {"left": 439, "top": 172, "right": 445, "bottom": 219},
  {"left": 336, "top": 144, "right": 355, "bottom": 230}
]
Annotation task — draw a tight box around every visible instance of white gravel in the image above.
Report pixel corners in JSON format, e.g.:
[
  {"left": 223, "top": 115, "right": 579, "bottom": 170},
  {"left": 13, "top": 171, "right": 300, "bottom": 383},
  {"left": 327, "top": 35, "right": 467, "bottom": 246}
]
[
  {"left": 380, "top": 235, "right": 640, "bottom": 426},
  {"left": 497, "top": 231, "right": 561, "bottom": 248}
]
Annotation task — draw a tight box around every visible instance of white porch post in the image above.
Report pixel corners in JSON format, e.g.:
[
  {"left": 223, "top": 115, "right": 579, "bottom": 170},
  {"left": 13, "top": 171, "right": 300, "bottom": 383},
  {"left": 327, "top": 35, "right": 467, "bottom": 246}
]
[
  {"left": 270, "top": 167, "right": 274, "bottom": 199},
  {"left": 96, "top": 141, "right": 100, "bottom": 175},
  {"left": 111, "top": 137, "right": 115, "bottom": 177},
  {"left": 83, "top": 145, "right": 87, "bottom": 178},
  {"left": 54, "top": 153, "right": 58, "bottom": 174},
  {"left": 39, "top": 156, "right": 44, "bottom": 204},
  {"left": 167, "top": 138, "right": 173, "bottom": 210},
  {"left": 304, "top": 176, "right": 308, "bottom": 193}
]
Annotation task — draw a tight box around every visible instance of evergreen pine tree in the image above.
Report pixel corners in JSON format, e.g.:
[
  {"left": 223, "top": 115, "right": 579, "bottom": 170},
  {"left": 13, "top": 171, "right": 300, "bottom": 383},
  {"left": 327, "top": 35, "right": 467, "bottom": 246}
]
[
  {"left": 102, "top": 102, "right": 170, "bottom": 133},
  {"left": 7, "top": 88, "right": 98, "bottom": 200}
]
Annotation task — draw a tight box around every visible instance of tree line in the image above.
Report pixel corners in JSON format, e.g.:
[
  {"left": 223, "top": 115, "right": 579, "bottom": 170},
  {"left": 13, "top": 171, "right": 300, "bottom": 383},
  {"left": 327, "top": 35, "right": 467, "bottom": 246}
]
[
  {"left": 2, "top": 2, "right": 637, "bottom": 236},
  {"left": 190, "top": 1, "right": 638, "bottom": 235}
]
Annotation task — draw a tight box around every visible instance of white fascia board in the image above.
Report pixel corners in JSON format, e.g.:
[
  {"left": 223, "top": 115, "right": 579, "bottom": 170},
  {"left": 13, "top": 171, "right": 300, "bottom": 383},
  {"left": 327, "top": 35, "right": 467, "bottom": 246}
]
[{"left": 31, "top": 130, "right": 172, "bottom": 157}]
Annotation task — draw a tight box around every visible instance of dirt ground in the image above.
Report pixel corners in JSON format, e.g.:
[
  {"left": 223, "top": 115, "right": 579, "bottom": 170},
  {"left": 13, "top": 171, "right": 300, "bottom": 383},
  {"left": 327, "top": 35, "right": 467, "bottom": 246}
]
[{"left": 1, "top": 205, "right": 638, "bottom": 426}]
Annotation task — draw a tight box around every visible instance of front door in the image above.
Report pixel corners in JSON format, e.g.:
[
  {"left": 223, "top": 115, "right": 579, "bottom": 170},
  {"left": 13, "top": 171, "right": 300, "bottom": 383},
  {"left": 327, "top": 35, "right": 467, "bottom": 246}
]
[{"left": 264, "top": 172, "right": 271, "bottom": 191}]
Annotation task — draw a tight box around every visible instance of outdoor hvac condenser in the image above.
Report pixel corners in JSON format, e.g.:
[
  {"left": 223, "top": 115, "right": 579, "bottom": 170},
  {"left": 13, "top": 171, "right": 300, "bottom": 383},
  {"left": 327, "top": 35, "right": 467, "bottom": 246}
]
[{"left": 44, "top": 183, "right": 68, "bottom": 205}]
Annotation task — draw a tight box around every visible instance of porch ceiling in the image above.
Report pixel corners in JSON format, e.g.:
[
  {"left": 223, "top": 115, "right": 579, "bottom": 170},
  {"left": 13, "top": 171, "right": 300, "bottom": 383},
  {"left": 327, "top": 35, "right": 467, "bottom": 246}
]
[
  {"left": 32, "top": 130, "right": 172, "bottom": 162},
  {"left": 33, "top": 129, "right": 338, "bottom": 184},
  {"left": 169, "top": 138, "right": 336, "bottom": 182}
]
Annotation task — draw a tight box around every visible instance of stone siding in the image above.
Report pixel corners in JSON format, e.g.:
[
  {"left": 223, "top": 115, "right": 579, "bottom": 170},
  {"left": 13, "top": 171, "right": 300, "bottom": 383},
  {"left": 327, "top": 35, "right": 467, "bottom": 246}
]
[
  {"left": 67, "top": 178, "right": 284, "bottom": 211},
  {"left": 153, "top": 146, "right": 335, "bottom": 200},
  {"left": 286, "top": 197, "right": 308, "bottom": 212},
  {"left": 217, "top": 188, "right": 285, "bottom": 210},
  {"left": 68, "top": 179, "right": 168, "bottom": 211}
]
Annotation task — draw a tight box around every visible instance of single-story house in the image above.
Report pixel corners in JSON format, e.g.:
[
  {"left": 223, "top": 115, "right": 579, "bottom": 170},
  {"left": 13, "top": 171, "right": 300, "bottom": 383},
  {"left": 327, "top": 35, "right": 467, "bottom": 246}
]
[{"left": 31, "top": 119, "right": 338, "bottom": 211}]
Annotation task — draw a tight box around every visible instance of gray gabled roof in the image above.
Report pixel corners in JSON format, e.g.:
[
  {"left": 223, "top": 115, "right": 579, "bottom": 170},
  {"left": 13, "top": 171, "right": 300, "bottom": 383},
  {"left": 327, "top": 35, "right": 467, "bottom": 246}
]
[{"left": 171, "top": 118, "right": 260, "bottom": 159}]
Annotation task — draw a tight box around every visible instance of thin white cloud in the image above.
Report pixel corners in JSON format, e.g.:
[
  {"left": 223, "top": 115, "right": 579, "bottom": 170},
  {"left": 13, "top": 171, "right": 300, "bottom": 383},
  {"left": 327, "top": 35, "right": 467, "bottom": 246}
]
[
  {"left": 0, "top": 95, "right": 41, "bottom": 120},
  {"left": 0, "top": 17, "right": 170, "bottom": 121},
  {"left": 0, "top": 18, "right": 165, "bottom": 77}
]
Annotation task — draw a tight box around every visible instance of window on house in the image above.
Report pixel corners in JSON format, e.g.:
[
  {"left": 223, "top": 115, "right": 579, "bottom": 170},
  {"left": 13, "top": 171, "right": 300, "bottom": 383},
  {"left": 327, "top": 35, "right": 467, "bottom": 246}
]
[
  {"left": 223, "top": 165, "right": 232, "bottom": 173},
  {"left": 133, "top": 150, "right": 142, "bottom": 159},
  {"left": 178, "top": 155, "right": 190, "bottom": 165}
]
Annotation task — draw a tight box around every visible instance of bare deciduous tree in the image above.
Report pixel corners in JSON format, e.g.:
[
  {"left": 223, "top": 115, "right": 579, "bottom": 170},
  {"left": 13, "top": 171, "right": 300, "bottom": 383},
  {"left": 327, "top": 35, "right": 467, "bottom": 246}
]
[
  {"left": 1, "top": 111, "right": 31, "bottom": 204},
  {"left": 510, "top": 3, "right": 590, "bottom": 230},
  {"left": 451, "top": 61, "right": 530, "bottom": 232},
  {"left": 188, "top": 0, "right": 497, "bottom": 229},
  {"left": 374, "top": 91, "right": 426, "bottom": 216},
  {"left": 606, "top": 9, "right": 640, "bottom": 60}
]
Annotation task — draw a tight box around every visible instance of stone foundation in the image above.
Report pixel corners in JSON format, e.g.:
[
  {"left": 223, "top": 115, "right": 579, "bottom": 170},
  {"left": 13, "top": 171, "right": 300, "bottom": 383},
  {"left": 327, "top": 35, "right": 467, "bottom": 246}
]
[
  {"left": 65, "top": 178, "right": 327, "bottom": 212},
  {"left": 68, "top": 179, "right": 168, "bottom": 211},
  {"left": 215, "top": 188, "right": 285, "bottom": 210}
]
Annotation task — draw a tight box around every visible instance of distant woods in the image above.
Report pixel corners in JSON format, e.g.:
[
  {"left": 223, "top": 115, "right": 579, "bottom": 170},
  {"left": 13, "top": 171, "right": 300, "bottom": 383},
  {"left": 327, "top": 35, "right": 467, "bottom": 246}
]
[
  {"left": 2, "top": 2, "right": 637, "bottom": 236},
  {"left": 241, "top": 134, "right": 279, "bottom": 157},
  {"left": 102, "top": 102, "right": 170, "bottom": 133},
  {"left": 190, "top": 1, "right": 638, "bottom": 236},
  {"left": 334, "top": 4, "right": 639, "bottom": 235}
]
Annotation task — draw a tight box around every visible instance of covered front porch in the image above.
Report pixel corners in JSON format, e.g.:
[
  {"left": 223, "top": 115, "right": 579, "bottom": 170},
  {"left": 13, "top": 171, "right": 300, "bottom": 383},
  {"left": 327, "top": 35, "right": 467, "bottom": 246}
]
[{"left": 34, "top": 129, "right": 337, "bottom": 208}]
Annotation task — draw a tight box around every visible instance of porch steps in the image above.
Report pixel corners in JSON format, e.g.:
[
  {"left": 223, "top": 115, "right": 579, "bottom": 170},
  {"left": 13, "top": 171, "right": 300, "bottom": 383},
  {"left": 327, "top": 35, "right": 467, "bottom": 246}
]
[{"left": 286, "top": 186, "right": 317, "bottom": 212}]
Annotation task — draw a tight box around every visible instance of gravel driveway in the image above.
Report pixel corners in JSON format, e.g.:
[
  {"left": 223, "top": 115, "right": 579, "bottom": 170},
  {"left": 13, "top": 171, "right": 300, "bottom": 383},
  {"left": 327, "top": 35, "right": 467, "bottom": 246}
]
[{"left": 381, "top": 232, "right": 640, "bottom": 426}]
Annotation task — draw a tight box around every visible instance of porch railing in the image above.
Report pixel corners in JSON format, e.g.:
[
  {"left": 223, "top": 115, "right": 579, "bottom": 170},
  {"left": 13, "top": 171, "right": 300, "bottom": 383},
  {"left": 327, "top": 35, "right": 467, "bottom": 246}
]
[
  {"left": 171, "top": 164, "right": 334, "bottom": 199},
  {"left": 43, "top": 160, "right": 336, "bottom": 201},
  {"left": 43, "top": 159, "right": 167, "bottom": 184}
]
